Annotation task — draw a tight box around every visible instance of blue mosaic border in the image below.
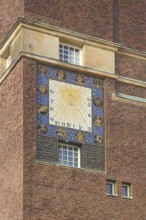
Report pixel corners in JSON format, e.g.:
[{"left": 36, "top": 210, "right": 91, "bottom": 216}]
[{"left": 36, "top": 64, "right": 104, "bottom": 145}]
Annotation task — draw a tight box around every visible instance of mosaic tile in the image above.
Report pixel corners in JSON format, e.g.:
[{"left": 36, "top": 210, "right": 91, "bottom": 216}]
[{"left": 36, "top": 63, "right": 104, "bottom": 145}]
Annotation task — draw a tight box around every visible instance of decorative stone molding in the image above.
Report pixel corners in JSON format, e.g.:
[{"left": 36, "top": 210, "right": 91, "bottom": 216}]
[{"left": 0, "top": 18, "right": 146, "bottom": 87}]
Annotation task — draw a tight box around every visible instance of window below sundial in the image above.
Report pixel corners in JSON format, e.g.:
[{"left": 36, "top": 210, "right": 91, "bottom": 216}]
[{"left": 58, "top": 143, "right": 80, "bottom": 168}]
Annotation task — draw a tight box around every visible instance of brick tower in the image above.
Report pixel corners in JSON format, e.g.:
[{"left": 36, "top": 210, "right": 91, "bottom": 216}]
[{"left": 0, "top": 1, "right": 146, "bottom": 219}]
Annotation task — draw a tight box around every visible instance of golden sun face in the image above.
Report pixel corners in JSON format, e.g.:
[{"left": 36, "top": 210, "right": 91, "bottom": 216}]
[
  {"left": 61, "top": 87, "right": 80, "bottom": 106},
  {"left": 49, "top": 79, "right": 92, "bottom": 132}
]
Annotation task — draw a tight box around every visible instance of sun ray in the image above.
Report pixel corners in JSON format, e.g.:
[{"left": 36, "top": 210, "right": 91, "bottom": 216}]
[{"left": 49, "top": 79, "right": 92, "bottom": 132}]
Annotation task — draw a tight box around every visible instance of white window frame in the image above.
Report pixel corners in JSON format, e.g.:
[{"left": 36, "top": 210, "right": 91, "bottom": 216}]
[
  {"left": 58, "top": 143, "right": 80, "bottom": 168},
  {"left": 59, "top": 43, "right": 81, "bottom": 65},
  {"left": 106, "top": 181, "right": 116, "bottom": 196},
  {"left": 122, "top": 183, "right": 131, "bottom": 198}
]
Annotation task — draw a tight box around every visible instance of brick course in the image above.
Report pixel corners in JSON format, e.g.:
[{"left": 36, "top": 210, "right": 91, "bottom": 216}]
[
  {"left": 0, "top": 60, "right": 23, "bottom": 220},
  {"left": 0, "top": 0, "right": 24, "bottom": 44},
  {"left": 24, "top": 0, "right": 113, "bottom": 41},
  {"left": 115, "top": 82, "right": 146, "bottom": 99},
  {"left": 113, "top": 0, "right": 146, "bottom": 51},
  {"left": 116, "top": 54, "right": 146, "bottom": 81}
]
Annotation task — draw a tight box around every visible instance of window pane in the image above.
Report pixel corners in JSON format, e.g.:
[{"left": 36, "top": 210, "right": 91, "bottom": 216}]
[
  {"left": 69, "top": 50, "right": 74, "bottom": 57},
  {"left": 106, "top": 183, "right": 113, "bottom": 194},
  {"left": 74, "top": 152, "right": 78, "bottom": 157},
  {"left": 68, "top": 157, "right": 73, "bottom": 161},
  {"left": 122, "top": 185, "right": 129, "bottom": 197},
  {"left": 64, "top": 50, "right": 68, "bottom": 55},
  {"left": 75, "top": 58, "right": 80, "bottom": 65},
  {"left": 70, "top": 57, "right": 74, "bottom": 62},
  {"left": 63, "top": 161, "right": 67, "bottom": 165},
  {"left": 69, "top": 162, "right": 73, "bottom": 166},
  {"left": 74, "top": 162, "right": 78, "bottom": 167},
  {"left": 63, "top": 156, "right": 67, "bottom": 160},
  {"left": 64, "top": 46, "right": 68, "bottom": 50},
  {"left": 74, "top": 158, "right": 78, "bottom": 162},
  {"left": 69, "top": 151, "right": 73, "bottom": 156},
  {"left": 63, "top": 151, "right": 67, "bottom": 156},
  {"left": 59, "top": 48, "right": 63, "bottom": 53},
  {"left": 58, "top": 144, "right": 80, "bottom": 167},
  {"left": 64, "top": 57, "right": 68, "bottom": 62},
  {"left": 59, "top": 54, "right": 63, "bottom": 60},
  {"left": 70, "top": 47, "right": 74, "bottom": 51},
  {"left": 59, "top": 155, "right": 62, "bottom": 160}
]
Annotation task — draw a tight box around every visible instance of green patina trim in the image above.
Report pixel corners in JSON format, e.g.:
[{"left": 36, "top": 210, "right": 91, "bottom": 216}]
[
  {"left": 116, "top": 93, "right": 146, "bottom": 103},
  {"left": 118, "top": 76, "right": 146, "bottom": 85}
]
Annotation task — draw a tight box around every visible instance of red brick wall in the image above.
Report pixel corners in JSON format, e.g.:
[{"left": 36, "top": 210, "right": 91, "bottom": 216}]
[
  {"left": 0, "top": 60, "right": 23, "bottom": 219},
  {"left": 22, "top": 59, "right": 146, "bottom": 220},
  {"left": 113, "top": 0, "right": 146, "bottom": 51},
  {"left": 105, "top": 79, "right": 146, "bottom": 219},
  {"left": 115, "top": 82, "right": 146, "bottom": 99},
  {"left": 0, "top": 0, "right": 24, "bottom": 44},
  {"left": 21, "top": 58, "right": 36, "bottom": 219},
  {"left": 24, "top": 0, "right": 146, "bottom": 51},
  {"left": 116, "top": 54, "right": 146, "bottom": 81},
  {"left": 24, "top": 0, "right": 113, "bottom": 41}
]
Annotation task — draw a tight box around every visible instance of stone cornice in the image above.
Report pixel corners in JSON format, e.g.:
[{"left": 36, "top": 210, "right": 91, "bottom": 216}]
[
  {"left": 1, "top": 51, "right": 146, "bottom": 91},
  {"left": 0, "top": 18, "right": 146, "bottom": 89},
  {"left": 0, "top": 51, "right": 117, "bottom": 84},
  {"left": 0, "top": 18, "right": 146, "bottom": 59},
  {"left": 0, "top": 18, "right": 118, "bottom": 52}
]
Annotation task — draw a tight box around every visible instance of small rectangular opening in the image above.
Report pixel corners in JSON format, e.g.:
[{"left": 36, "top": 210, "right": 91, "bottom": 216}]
[
  {"left": 122, "top": 183, "right": 131, "bottom": 198},
  {"left": 106, "top": 180, "right": 117, "bottom": 196}
]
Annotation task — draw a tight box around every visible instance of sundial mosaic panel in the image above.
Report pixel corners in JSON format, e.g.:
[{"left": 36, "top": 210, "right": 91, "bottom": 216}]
[{"left": 36, "top": 64, "right": 104, "bottom": 145}]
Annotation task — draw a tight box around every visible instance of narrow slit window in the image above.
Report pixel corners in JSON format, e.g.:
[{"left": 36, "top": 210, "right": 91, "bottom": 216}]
[
  {"left": 106, "top": 181, "right": 116, "bottom": 196},
  {"left": 122, "top": 183, "right": 131, "bottom": 198}
]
